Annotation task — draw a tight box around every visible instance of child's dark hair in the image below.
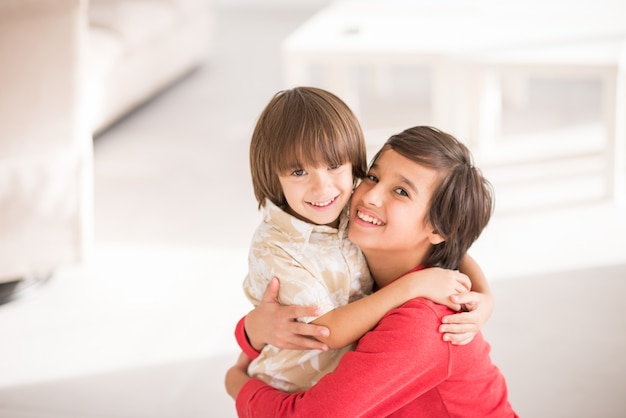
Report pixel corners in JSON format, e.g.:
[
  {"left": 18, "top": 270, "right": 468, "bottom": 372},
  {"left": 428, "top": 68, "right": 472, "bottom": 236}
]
[
  {"left": 250, "top": 87, "right": 367, "bottom": 209},
  {"left": 370, "top": 126, "right": 494, "bottom": 269}
]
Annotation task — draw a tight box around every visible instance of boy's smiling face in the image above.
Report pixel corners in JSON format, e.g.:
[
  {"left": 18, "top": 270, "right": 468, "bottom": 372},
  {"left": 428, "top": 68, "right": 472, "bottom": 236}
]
[
  {"left": 348, "top": 148, "right": 444, "bottom": 282},
  {"left": 279, "top": 162, "right": 354, "bottom": 228}
]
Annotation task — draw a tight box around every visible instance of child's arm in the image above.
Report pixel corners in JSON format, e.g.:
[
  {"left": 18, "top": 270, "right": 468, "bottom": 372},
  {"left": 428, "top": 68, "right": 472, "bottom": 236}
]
[
  {"left": 439, "top": 253, "right": 495, "bottom": 345},
  {"left": 225, "top": 352, "right": 253, "bottom": 400},
  {"left": 311, "top": 268, "right": 470, "bottom": 349}
]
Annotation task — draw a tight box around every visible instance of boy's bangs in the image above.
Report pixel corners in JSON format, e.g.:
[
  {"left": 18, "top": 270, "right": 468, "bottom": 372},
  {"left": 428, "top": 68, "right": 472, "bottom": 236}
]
[{"left": 275, "top": 130, "right": 351, "bottom": 174}]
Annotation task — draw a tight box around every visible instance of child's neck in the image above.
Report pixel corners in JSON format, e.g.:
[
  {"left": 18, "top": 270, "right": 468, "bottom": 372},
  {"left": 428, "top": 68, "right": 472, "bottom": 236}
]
[{"left": 364, "top": 250, "right": 424, "bottom": 289}]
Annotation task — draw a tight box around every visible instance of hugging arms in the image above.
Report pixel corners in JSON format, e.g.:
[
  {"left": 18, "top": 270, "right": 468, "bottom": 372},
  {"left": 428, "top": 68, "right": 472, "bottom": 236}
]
[{"left": 242, "top": 253, "right": 493, "bottom": 353}]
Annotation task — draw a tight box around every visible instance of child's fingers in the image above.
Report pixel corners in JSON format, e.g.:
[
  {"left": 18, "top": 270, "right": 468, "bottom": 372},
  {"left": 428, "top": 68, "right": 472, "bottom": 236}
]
[
  {"left": 455, "top": 272, "right": 472, "bottom": 291},
  {"left": 278, "top": 320, "right": 329, "bottom": 350},
  {"left": 441, "top": 312, "right": 474, "bottom": 324},
  {"left": 282, "top": 305, "right": 323, "bottom": 321},
  {"left": 439, "top": 322, "right": 478, "bottom": 335},
  {"left": 454, "top": 284, "right": 470, "bottom": 295},
  {"left": 441, "top": 310, "right": 478, "bottom": 325},
  {"left": 288, "top": 321, "right": 330, "bottom": 339},
  {"left": 261, "top": 277, "right": 281, "bottom": 303},
  {"left": 443, "top": 332, "right": 475, "bottom": 346},
  {"left": 450, "top": 291, "right": 480, "bottom": 307},
  {"left": 281, "top": 336, "right": 329, "bottom": 351}
]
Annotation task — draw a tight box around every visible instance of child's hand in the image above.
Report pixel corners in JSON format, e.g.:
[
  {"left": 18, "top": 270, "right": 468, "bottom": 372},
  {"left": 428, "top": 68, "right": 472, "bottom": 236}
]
[
  {"left": 245, "top": 277, "right": 330, "bottom": 351},
  {"left": 439, "top": 290, "right": 494, "bottom": 345},
  {"left": 407, "top": 268, "right": 471, "bottom": 311}
]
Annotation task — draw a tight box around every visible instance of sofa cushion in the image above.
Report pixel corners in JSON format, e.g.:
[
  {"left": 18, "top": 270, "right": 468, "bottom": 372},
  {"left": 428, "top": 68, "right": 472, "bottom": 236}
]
[
  {"left": 89, "top": 0, "right": 177, "bottom": 50},
  {"left": 86, "top": 0, "right": 214, "bottom": 133}
]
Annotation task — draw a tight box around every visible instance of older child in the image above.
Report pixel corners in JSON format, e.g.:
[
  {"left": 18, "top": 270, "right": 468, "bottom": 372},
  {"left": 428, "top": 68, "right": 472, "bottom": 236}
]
[
  {"left": 228, "top": 126, "right": 517, "bottom": 416},
  {"left": 242, "top": 88, "right": 492, "bottom": 393}
]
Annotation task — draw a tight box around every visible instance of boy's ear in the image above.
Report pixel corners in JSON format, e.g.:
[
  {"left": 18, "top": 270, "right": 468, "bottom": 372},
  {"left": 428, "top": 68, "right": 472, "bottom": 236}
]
[{"left": 428, "top": 228, "right": 445, "bottom": 245}]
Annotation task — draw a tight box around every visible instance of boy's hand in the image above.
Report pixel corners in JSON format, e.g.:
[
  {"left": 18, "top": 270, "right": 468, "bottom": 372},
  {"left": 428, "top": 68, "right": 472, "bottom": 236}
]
[
  {"left": 439, "top": 290, "right": 494, "bottom": 345},
  {"left": 245, "top": 277, "right": 330, "bottom": 351},
  {"left": 407, "top": 268, "right": 471, "bottom": 311}
]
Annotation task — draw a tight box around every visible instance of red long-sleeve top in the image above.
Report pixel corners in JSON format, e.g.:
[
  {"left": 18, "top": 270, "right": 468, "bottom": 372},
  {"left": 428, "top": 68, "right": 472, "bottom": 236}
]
[{"left": 234, "top": 297, "right": 517, "bottom": 417}]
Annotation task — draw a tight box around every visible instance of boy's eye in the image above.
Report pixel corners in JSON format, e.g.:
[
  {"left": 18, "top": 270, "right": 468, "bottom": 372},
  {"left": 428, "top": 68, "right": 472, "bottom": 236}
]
[
  {"left": 394, "top": 188, "right": 409, "bottom": 197},
  {"left": 366, "top": 174, "right": 378, "bottom": 183},
  {"left": 291, "top": 169, "right": 306, "bottom": 176}
]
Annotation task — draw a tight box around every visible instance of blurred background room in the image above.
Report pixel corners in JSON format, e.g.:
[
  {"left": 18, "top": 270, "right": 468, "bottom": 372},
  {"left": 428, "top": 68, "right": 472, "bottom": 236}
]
[{"left": 0, "top": 0, "right": 625, "bottom": 417}]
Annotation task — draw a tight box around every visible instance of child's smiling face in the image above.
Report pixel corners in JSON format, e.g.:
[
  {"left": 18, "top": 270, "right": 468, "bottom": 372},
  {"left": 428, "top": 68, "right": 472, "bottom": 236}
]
[
  {"left": 348, "top": 148, "right": 444, "bottom": 281},
  {"left": 278, "top": 162, "right": 354, "bottom": 228}
]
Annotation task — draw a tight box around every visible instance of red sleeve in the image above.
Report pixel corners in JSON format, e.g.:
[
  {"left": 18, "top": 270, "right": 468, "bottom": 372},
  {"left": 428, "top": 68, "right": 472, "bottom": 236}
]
[
  {"left": 235, "top": 299, "right": 451, "bottom": 418},
  {"left": 235, "top": 316, "right": 261, "bottom": 360}
]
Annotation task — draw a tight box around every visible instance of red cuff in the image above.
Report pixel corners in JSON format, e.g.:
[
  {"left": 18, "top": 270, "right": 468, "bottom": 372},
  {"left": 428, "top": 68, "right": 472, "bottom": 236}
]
[{"left": 235, "top": 315, "right": 261, "bottom": 360}]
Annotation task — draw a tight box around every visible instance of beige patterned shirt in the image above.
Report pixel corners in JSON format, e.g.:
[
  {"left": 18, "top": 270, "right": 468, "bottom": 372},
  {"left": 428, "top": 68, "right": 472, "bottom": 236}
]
[{"left": 243, "top": 200, "right": 372, "bottom": 393}]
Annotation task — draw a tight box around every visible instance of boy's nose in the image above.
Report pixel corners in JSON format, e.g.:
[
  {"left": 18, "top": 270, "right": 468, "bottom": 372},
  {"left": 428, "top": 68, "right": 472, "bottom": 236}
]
[
  {"left": 311, "top": 170, "right": 331, "bottom": 191},
  {"left": 361, "top": 184, "right": 383, "bottom": 207}
]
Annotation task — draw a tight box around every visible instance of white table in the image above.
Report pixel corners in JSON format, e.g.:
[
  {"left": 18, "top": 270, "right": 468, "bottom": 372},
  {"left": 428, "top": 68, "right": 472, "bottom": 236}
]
[
  {"left": 281, "top": 0, "right": 626, "bottom": 203},
  {"left": 465, "top": 37, "right": 626, "bottom": 203}
]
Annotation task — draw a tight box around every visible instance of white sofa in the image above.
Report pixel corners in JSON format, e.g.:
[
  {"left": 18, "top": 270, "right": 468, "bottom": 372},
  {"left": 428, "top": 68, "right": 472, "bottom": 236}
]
[
  {"left": 88, "top": 0, "right": 214, "bottom": 134},
  {"left": 0, "top": 0, "right": 214, "bottom": 299}
]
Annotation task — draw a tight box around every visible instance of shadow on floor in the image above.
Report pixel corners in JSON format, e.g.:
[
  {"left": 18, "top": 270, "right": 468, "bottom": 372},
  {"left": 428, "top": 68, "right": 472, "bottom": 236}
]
[
  {"left": 485, "top": 263, "right": 626, "bottom": 418},
  {"left": 1, "top": 264, "right": 625, "bottom": 418},
  {"left": 0, "top": 354, "right": 237, "bottom": 418}
]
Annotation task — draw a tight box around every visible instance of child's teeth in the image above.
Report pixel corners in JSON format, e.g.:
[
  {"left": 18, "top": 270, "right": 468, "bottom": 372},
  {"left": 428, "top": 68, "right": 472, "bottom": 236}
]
[
  {"left": 311, "top": 197, "right": 334, "bottom": 207},
  {"left": 357, "top": 211, "right": 383, "bottom": 225}
]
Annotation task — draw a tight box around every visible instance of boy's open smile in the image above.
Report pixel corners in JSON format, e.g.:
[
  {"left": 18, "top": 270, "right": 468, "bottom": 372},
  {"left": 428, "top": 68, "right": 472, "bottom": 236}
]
[
  {"left": 307, "top": 195, "right": 339, "bottom": 208},
  {"left": 354, "top": 209, "right": 384, "bottom": 226}
]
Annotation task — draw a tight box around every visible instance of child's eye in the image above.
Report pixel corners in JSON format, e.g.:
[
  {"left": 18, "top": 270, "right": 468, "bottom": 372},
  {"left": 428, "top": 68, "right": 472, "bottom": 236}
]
[
  {"left": 291, "top": 169, "right": 306, "bottom": 176},
  {"left": 366, "top": 174, "right": 379, "bottom": 183},
  {"left": 328, "top": 163, "right": 342, "bottom": 170},
  {"left": 394, "top": 188, "right": 409, "bottom": 197}
]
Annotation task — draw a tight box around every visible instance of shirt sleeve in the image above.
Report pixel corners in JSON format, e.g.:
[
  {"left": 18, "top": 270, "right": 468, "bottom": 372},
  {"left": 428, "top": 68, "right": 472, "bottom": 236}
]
[
  {"left": 234, "top": 315, "right": 261, "bottom": 360},
  {"left": 235, "top": 299, "right": 452, "bottom": 418}
]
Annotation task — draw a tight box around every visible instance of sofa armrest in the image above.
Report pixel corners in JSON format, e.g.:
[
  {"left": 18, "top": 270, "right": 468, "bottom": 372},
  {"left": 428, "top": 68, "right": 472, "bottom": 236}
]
[{"left": 0, "top": 0, "right": 92, "bottom": 282}]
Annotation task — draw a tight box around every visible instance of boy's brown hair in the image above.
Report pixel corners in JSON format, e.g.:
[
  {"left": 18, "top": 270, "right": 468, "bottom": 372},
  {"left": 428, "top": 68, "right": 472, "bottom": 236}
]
[
  {"left": 370, "top": 126, "right": 494, "bottom": 270},
  {"left": 250, "top": 87, "right": 367, "bottom": 209}
]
